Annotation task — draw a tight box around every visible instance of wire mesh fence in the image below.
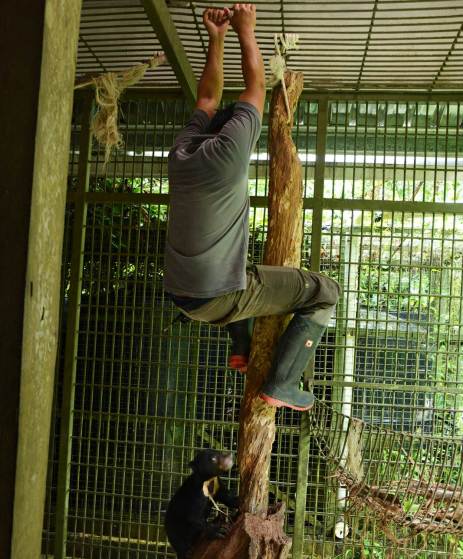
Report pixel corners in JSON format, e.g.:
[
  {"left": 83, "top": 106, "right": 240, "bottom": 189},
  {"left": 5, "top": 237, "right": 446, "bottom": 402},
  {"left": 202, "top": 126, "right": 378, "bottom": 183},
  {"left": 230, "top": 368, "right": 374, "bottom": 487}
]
[
  {"left": 78, "top": 0, "right": 463, "bottom": 91},
  {"left": 42, "top": 92, "right": 463, "bottom": 559}
]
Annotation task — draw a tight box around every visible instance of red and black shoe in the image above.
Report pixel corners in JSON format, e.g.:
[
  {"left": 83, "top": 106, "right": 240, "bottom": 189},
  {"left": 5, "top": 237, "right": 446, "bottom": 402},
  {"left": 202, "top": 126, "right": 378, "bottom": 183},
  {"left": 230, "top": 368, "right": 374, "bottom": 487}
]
[
  {"left": 226, "top": 319, "right": 251, "bottom": 374},
  {"left": 228, "top": 354, "right": 248, "bottom": 373},
  {"left": 259, "top": 386, "right": 315, "bottom": 411}
]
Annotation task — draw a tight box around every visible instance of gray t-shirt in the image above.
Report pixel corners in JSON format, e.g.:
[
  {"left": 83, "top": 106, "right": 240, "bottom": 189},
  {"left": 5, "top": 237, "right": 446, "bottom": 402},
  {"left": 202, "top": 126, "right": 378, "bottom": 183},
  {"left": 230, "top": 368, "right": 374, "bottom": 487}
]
[{"left": 164, "top": 101, "right": 262, "bottom": 298}]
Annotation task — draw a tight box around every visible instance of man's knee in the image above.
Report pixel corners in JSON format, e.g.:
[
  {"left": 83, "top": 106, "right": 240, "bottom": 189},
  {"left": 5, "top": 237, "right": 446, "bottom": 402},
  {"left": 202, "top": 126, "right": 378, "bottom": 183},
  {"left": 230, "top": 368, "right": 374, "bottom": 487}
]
[
  {"left": 295, "top": 272, "right": 340, "bottom": 324},
  {"left": 302, "top": 271, "right": 341, "bottom": 307},
  {"left": 305, "top": 276, "right": 340, "bottom": 325},
  {"left": 322, "top": 276, "right": 341, "bottom": 307}
]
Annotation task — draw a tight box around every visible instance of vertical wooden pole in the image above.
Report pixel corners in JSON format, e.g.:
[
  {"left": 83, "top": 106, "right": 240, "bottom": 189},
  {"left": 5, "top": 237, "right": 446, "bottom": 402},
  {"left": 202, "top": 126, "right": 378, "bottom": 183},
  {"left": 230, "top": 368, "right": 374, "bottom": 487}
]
[{"left": 238, "top": 70, "right": 305, "bottom": 515}]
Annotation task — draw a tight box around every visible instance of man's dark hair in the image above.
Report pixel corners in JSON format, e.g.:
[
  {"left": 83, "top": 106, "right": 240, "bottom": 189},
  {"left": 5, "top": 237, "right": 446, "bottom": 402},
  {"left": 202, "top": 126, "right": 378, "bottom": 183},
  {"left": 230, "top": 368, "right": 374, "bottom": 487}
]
[{"left": 205, "top": 103, "right": 236, "bottom": 134}]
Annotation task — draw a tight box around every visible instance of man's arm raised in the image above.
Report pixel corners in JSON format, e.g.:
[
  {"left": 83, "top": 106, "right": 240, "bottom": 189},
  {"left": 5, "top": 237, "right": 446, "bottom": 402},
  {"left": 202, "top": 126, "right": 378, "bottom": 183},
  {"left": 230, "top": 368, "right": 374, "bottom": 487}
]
[
  {"left": 231, "top": 4, "right": 265, "bottom": 117},
  {"left": 196, "top": 8, "right": 230, "bottom": 117}
]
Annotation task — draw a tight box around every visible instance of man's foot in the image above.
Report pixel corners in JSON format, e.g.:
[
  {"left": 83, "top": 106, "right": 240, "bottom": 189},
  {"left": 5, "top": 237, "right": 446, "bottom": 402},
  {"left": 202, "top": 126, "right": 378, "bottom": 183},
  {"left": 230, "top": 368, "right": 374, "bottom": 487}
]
[
  {"left": 228, "top": 354, "right": 248, "bottom": 373},
  {"left": 259, "top": 384, "right": 315, "bottom": 411},
  {"left": 226, "top": 319, "right": 252, "bottom": 373},
  {"left": 258, "top": 316, "right": 325, "bottom": 411}
]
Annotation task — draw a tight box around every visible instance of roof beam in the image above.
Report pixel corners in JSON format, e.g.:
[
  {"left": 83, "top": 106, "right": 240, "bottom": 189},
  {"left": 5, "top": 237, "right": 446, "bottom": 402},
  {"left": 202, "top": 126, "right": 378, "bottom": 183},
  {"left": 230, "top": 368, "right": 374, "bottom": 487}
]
[{"left": 141, "top": 0, "right": 197, "bottom": 105}]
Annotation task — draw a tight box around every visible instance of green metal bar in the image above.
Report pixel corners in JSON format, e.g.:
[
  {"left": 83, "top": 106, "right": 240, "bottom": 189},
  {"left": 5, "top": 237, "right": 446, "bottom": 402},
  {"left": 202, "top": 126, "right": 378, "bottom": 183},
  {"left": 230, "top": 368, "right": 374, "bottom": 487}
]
[
  {"left": 54, "top": 94, "right": 93, "bottom": 559},
  {"left": 292, "top": 98, "right": 328, "bottom": 559},
  {"left": 311, "top": 99, "right": 329, "bottom": 269},
  {"left": 329, "top": 194, "right": 349, "bottom": 532},
  {"left": 71, "top": 87, "right": 463, "bottom": 105},
  {"left": 140, "top": 0, "right": 197, "bottom": 106},
  {"left": 311, "top": 379, "right": 463, "bottom": 395},
  {"left": 67, "top": 192, "right": 463, "bottom": 215}
]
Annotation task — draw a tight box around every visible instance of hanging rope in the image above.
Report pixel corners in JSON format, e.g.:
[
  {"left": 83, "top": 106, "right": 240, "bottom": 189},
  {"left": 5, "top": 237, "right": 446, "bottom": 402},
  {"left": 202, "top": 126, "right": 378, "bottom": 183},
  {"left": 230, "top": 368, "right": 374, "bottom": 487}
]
[
  {"left": 75, "top": 52, "right": 166, "bottom": 164},
  {"left": 268, "top": 33, "right": 299, "bottom": 122}
]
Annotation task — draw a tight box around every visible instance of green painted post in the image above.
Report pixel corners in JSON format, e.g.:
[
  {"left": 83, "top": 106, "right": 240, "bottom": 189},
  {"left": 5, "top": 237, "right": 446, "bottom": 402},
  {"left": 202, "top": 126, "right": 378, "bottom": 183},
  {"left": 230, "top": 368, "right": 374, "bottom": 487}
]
[
  {"left": 54, "top": 94, "right": 93, "bottom": 559},
  {"left": 292, "top": 98, "right": 328, "bottom": 559}
]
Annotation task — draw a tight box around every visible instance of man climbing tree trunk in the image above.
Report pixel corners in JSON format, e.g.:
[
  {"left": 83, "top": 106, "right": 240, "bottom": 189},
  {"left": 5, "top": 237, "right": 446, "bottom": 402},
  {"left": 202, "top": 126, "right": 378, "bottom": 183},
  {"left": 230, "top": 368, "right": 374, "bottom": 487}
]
[
  {"left": 191, "top": 70, "right": 305, "bottom": 559},
  {"left": 165, "top": 5, "right": 340, "bottom": 557}
]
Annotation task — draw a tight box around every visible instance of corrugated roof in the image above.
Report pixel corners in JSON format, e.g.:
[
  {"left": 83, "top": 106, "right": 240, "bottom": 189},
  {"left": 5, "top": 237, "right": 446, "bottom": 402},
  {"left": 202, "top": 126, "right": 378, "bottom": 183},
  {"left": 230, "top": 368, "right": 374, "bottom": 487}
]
[{"left": 77, "top": 0, "right": 463, "bottom": 91}]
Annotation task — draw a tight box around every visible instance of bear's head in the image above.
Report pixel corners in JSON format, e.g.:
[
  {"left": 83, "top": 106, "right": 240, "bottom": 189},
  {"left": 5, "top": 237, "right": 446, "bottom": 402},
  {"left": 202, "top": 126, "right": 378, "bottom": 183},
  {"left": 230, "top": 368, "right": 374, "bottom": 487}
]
[{"left": 189, "top": 449, "right": 234, "bottom": 480}]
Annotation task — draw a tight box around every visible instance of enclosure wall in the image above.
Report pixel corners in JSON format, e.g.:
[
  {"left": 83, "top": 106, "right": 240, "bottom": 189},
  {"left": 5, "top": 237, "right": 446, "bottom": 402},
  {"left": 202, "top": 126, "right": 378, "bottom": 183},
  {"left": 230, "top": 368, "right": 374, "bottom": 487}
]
[{"left": 43, "top": 92, "right": 463, "bottom": 559}]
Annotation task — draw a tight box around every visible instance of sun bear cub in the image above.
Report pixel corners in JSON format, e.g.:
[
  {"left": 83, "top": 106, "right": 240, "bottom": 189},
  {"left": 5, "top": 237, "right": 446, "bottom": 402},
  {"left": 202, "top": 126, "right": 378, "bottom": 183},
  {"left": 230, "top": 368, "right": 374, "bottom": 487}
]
[{"left": 165, "top": 449, "right": 239, "bottom": 558}]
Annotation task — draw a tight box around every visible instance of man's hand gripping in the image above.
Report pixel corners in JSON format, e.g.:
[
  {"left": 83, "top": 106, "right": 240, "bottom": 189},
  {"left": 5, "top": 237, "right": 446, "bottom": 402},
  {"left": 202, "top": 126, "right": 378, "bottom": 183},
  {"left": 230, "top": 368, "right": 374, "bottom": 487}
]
[{"left": 203, "top": 7, "right": 231, "bottom": 39}]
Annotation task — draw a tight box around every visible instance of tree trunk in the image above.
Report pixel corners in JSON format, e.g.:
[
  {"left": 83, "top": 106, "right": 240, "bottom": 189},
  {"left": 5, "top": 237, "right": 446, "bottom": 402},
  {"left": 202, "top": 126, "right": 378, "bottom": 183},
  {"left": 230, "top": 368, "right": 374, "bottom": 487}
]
[{"left": 191, "top": 70, "right": 304, "bottom": 559}]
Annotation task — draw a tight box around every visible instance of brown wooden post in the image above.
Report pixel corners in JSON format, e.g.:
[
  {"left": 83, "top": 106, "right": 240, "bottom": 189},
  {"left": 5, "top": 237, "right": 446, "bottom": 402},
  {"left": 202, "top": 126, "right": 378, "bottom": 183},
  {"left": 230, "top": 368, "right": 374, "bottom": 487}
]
[{"left": 192, "top": 70, "right": 304, "bottom": 559}]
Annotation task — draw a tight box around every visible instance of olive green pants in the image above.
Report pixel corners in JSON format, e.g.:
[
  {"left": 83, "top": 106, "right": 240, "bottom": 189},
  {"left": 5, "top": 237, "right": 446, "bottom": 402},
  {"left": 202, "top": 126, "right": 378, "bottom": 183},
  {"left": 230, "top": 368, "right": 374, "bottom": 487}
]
[{"left": 180, "top": 264, "right": 340, "bottom": 327}]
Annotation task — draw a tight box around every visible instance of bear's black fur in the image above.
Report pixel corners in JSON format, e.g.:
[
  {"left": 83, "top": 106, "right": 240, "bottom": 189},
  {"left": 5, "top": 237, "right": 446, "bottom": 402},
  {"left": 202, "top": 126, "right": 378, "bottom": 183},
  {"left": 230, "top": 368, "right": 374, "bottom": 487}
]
[{"left": 165, "top": 449, "right": 239, "bottom": 559}]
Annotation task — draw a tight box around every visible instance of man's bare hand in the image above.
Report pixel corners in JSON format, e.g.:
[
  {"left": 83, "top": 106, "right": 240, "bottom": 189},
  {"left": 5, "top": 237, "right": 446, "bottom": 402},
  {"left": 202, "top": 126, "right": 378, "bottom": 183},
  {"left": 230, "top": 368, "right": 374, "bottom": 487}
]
[
  {"left": 230, "top": 4, "right": 256, "bottom": 35},
  {"left": 203, "top": 8, "right": 231, "bottom": 39}
]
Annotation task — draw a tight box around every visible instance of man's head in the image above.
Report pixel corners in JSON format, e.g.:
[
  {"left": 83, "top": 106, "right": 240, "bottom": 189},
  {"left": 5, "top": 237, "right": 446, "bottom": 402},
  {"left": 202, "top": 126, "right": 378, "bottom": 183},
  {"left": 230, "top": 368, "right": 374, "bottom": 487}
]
[{"left": 205, "top": 103, "right": 236, "bottom": 134}]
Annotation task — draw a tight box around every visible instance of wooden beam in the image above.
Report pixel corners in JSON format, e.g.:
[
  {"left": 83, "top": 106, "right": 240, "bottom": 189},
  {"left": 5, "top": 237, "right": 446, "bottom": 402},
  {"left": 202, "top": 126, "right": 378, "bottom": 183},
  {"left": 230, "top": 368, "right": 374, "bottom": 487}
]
[
  {"left": 0, "top": 1, "right": 82, "bottom": 558},
  {"left": 140, "top": 0, "right": 197, "bottom": 106}
]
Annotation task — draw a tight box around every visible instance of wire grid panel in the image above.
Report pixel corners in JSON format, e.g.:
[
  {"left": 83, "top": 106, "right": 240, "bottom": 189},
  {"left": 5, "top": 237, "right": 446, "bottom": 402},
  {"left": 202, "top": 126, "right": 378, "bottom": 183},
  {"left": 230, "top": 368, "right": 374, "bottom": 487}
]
[
  {"left": 83, "top": 99, "right": 189, "bottom": 190},
  {"left": 42, "top": 95, "right": 463, "bottom": 559},
  {"left": 305, "top": 208, "right": 463, "bottom": 558},
  {"left": 43, "top": 96, "right": 318, "bottom": 558},
  {"left": 77, "top": 0, "right": 463, "bottom": 91},
  {"left": 301, "top": 100, "right": 463, "bottom": 558},
  {"left": 169, "top": 0, "right": 463, "bottom": 91},
  {"left": 77, "top": 0, "right": 177, "bottom": 86},
  {"left": 324, "top": 100, "right": 463, "bottom": 202}
]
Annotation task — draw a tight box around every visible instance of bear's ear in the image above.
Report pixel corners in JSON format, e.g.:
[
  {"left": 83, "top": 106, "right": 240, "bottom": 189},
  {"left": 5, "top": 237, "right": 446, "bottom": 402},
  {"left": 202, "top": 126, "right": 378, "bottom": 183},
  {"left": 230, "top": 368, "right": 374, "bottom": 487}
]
[{"left": 189, "top": 459, "right": 197, "bottom": 472}]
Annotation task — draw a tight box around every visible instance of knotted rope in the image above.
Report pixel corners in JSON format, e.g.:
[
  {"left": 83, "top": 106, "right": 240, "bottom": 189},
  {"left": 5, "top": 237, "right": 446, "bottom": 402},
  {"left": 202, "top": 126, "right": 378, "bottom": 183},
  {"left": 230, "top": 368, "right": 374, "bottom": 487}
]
[
  {"left": 75, "top": 52, "right": 166, "bottom": 164},
  {"left": 268, "top": 33, "right": 299, "bottom": 122}
]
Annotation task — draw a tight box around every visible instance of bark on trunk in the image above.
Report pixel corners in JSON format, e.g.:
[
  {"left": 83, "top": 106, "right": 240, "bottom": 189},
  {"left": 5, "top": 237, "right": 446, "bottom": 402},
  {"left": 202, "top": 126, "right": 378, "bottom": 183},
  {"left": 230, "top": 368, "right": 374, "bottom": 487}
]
[
  {"left": 191, "top": 503, "right": 291, "bottom": 559},
  {"left": 191, "top": 70, "right": 304, "bottom": 559},
  {"left": 238, "top": 70, "right": 304, "bottom": 514}
]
